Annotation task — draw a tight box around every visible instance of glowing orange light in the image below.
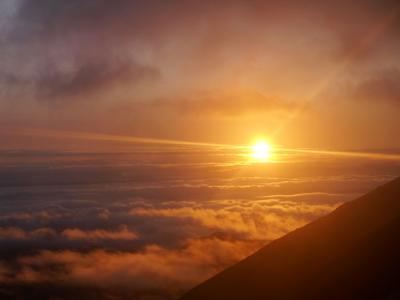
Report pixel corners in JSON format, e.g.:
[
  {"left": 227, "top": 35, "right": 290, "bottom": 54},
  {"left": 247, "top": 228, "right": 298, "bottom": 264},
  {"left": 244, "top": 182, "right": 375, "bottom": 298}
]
[{"left": 251, "top": 140, "right": 272, "bottom": 162}]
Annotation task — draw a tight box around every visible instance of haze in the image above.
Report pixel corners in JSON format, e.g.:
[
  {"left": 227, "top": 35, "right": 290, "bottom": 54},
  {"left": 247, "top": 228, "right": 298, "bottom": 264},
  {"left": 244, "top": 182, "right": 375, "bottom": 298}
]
[{"left": 0, "top": 1, "right": 400, "bottom": 299}]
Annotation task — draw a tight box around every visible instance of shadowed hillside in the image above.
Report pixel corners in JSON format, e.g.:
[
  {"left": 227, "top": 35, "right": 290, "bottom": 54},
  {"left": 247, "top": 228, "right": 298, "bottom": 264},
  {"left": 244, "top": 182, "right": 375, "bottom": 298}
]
[{"left": 181, "top": 176, "right": 400, "bottom": 300}]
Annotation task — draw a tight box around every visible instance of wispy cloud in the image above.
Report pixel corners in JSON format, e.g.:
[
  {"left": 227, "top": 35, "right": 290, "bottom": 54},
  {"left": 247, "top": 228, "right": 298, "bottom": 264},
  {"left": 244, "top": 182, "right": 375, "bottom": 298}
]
[
  {"left": 131, "top": 199, "right": 336, "bottom": 240},
  {"left": 0, "top": 237, "right": 263, "bottom": 298},
  {"left": 61, "top": 226, "right": 138, "bottom": 241}
]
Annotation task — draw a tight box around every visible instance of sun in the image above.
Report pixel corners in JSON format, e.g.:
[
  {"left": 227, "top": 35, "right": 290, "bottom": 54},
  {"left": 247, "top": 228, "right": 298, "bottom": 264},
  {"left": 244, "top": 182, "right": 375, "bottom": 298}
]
[{"left": 251, "top": 140, "right": 272, "bottom": 162}]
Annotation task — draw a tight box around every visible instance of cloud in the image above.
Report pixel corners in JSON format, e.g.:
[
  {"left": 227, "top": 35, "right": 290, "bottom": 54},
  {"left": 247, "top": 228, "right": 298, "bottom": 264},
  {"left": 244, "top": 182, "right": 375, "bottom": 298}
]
[
  {"left": 61, "top": 225, "right": 138, "bottom": 241},
  {"left": 13, "top": 0, "right": 400, "bottom": 46},
  {"left": 3, "top": 0, "right": 400, "bottom": 101},
  {"left": 0, "top": 227, "right": 56, "bottom": 240},
  {"left": 0, "top": 226, "right": 138, "bottom": 242},
  {"left": 131, "top": 199, "right": 337, "bottom": 240},
  {"left": 34, "top": 60, "right": 160, "bottom": 102},
  {"left": 0, "top": 210, "right": 66, "bottom": 223},
  {"left": 0, "top": 0, "right": 399, "bottom": 141},
  {"left": 149, "top": 89, "right": 292, "bottom": 116},
  {"left": 0, "top": 237, "right": 263, "bottom": 298},
  {"left": 0, "top": 153, "right": 396, "bottom": 299},
  {"left": 352, "top": 68, "right": 400, "bottom": 103},
  {"left": 13, "top": 0, "right": 174, "bottom": 41},
  {"left": 0, "top": 59, "right": 159, "bottom": 103}
]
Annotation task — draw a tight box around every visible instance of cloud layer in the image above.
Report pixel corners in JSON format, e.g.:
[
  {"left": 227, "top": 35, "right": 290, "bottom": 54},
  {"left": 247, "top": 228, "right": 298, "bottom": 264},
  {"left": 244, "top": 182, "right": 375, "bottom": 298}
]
[{"left": 0, "top": 149, "right": 398, "bottom": 299}]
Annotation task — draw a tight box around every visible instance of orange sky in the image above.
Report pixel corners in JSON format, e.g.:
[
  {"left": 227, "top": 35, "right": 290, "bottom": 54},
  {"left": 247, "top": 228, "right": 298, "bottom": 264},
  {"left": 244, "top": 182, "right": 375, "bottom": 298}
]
[{"left": 0, "top": 0, "right": 400, "bottom": 150}]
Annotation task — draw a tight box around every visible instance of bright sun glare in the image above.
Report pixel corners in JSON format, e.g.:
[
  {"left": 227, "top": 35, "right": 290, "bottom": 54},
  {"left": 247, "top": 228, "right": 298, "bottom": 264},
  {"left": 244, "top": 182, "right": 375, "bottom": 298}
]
[{"left": 251, "top": 140, "right": 272, "bottom": 162}]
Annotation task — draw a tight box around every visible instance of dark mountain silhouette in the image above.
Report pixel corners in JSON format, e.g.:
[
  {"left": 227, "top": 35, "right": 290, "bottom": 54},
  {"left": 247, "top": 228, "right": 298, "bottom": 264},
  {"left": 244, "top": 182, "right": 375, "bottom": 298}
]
[{"left": 181, "top": 176, "right": 400, "bottom": 300}]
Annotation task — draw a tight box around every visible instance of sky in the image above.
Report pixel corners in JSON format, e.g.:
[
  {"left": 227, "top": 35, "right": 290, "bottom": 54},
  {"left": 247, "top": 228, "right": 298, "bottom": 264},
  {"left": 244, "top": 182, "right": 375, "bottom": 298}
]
[
  {"left": 1, "top": 1, "right": 400, "bottom": 300},
  {"left": 1, "top": 0, "right": 400, "bottom": 150}
]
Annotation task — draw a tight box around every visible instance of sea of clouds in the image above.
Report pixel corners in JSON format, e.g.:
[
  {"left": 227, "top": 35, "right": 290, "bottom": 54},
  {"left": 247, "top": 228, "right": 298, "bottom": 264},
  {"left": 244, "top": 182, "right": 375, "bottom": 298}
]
[{"left": 0, "top": 149, "right": 398, "bottom": 299}]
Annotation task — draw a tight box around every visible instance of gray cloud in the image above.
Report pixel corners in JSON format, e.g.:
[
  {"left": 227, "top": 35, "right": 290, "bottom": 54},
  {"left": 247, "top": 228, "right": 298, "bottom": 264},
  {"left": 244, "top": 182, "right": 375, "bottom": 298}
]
[
  {"left": 1, "top": 0, "right": 399, "bottom": 109},
  {"left": 0, "top": 60, "right": 160, "bottom": 103},
  {"left": 353, "top": 68, "right": 400, "bottom": 103},
  {"left": 34, "top": 60, "right": 160, "bottom": 101}
]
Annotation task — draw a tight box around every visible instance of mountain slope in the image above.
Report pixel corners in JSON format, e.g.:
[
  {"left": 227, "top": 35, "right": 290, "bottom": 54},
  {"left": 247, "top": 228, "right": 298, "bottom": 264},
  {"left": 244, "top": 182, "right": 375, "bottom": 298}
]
[{"left": 181, "top": 177, "right": 400, "bottom": 300}]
